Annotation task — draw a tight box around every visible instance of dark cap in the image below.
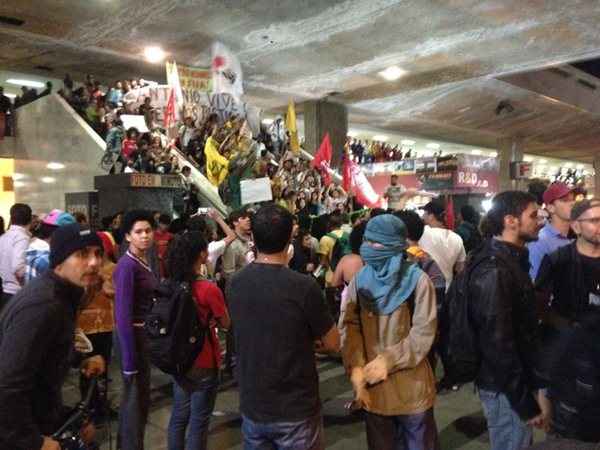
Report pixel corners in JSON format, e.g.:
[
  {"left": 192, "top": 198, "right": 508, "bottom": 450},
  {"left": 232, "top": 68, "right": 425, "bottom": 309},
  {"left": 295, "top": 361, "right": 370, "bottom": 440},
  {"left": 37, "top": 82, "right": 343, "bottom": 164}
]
[
  {"left": 571, "top": 199, "right": 600, "bottom": 221},
  {"left": 50, "top": 223, "right": 103, "bottom": 268},
  {"left": 421, "top": 200, "right": 445, "bottom": 217},
  {"left": 543, "top": 182, "right": 573, "bottom": 205}
]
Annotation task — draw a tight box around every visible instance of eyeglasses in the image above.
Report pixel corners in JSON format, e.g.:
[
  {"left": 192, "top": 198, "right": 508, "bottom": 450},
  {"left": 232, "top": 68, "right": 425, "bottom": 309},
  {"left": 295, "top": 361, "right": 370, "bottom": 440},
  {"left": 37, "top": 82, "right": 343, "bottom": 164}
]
[{"left": 577, "top": 217, "right": 600, "bottom": 225}]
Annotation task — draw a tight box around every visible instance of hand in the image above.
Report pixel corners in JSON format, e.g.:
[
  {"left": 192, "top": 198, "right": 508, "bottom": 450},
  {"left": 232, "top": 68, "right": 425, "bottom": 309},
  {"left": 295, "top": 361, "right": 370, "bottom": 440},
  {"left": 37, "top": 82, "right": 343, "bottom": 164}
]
[
  {"left": 363, "top": 355, "right": 389, "bottom": 385},
  {"left": 80, "top": 421, "right": 96, "bottom": 444},
  {"left": 532, "top": 390, "right": 552, "bottom": 432},
  {"left": 350, "top": 367, "right": 371, "bottom": 410},
  {"left": 207, "top": 208, "right": 219, "bottom": 220},
  {"left": 306, "top": 263, "right": 315, "bottom": 273},
  {"left": 527, "top": 413, "right": 546, "bottom": 430},
  {"left": 41, "top": 436, "right": 60, "bottom": 450},
  {"left": 81, "top": 355, "right": 106, "bottom": 378}
]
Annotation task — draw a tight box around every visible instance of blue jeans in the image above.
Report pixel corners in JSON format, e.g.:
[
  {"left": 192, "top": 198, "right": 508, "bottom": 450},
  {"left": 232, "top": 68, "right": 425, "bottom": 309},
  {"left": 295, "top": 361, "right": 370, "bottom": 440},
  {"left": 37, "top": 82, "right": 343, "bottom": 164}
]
[
  {"left": 479, "top": 389, "right": 533, "bottom": 450},
  {"left": 364, "top": 408, "right": 440, "bottom": 450},
  {"left": 242, "top": 413, "right": 324, "bottom": 450},
  {"left": 168, "top": 372, "right": 218, "bottom": 450}
]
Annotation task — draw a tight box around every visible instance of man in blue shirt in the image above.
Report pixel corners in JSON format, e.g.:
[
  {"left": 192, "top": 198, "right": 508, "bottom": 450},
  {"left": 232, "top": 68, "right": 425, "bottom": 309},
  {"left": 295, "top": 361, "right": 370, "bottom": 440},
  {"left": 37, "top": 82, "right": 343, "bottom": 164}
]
[{"left": 528, "top": 182, "right": 575, "bottom": 280}]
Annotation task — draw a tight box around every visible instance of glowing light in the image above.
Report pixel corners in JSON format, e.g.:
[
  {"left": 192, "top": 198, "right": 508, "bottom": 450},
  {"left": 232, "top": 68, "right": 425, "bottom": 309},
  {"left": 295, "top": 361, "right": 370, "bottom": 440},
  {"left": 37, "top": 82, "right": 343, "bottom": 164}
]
[
  {"left": 482, "top": 199, "right": 493, "bottom": 212},
  {"left": 261, "top": 118, "right": 274, "bottom": 125},
  {"left": 372, "top": 135, "right": 388, "bottom": 142},
  {"left": 41, "top": 177, "right": 56, "bottom": 183},
  {"left": 46, "top": 162, "right": 65, "bottom": 170},
  {"left": 144, "top": 46, "right": 166, "bottom": 64},
  {"left": 347, "top": 130, "right": 358, "bottom": 138},
  {"left": 471, "top": 149, "right": 482, "bottom": 155},
  {"left": 6, "top": 79, "right": 45, "bottom": 88},
  {"left": 426, "top": 143, "right": 440, "bottom": 150},
  {"left": 12, "top": 173, "right": 24, "bottom": 180},
  {"left": 490, "top": 151, "right": 498, "bottom": 158},
  {"left": 378, "top": 66, "right": 408, "bottom": 81},
  {"left": 401, "top": 139, "right": 415, "bottom": 146}
]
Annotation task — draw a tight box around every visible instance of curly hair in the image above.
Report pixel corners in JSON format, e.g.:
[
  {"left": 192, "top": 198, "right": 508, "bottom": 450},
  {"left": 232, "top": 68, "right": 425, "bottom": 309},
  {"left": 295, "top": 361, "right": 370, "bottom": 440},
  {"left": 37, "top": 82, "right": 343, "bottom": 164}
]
[
  {"left": 121, "top": 210, "right": 155, "bottom": 235},
  {"left": 165, "top": 231, "right": 207, "bottom": 283}
]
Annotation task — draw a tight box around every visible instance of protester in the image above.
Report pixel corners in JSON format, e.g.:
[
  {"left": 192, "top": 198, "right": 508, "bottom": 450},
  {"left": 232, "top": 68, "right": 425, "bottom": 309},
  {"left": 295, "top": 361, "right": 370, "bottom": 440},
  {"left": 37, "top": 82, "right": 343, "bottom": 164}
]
[
  {"left": 318, "top": 211, "right": 348, "bottom": 316},
  {"left": 528, "top": 182, "right": 575, "bottom": 279},
  {"left": 0, "top": 203, "right": 32, "bottom": 309},
  {"left": 114, "top": 210, "right": 158, "bottom": 450},
  {"left": 289, "top": 228, "right": 319, "bottom": 274},
  {"left": 383, "top": 174, "right": 407, "bottom": 211},
  {"left": 154, "top": 213, "right": 174, "bottom": 278},
  {"left": 472, "top": 191, "right": 548, "bottom": 450},
  {"left": 340, "top": 214, "right": 439, "bottom": 450},
  {"left": 455, "top": 204, "right": 483, "bottom": 255},
  {"left": 166, "top": 232, "right": 230, "bottom": 450},
  {"left": 418, "top": 200, "right": 466, "bottom": 290},
  {"left": 0, "top": 223, "right": 106, "bottom": 450},
  {"left": 227, "top": 204, "right": 339, "bottom": 450},
  {"left": 25, "top": 209, "right": 76, "bottom": 282},
  {"left": 77, "top": 230, "right": 117, "bottom": 424}
]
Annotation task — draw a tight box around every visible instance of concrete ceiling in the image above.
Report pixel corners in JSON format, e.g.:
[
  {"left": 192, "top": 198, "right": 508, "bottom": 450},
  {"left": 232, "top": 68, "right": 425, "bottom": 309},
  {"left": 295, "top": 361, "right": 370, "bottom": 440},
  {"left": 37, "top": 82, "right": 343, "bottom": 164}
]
[{"left": 2, "top": 0, "right": 600, "bottom": 163}]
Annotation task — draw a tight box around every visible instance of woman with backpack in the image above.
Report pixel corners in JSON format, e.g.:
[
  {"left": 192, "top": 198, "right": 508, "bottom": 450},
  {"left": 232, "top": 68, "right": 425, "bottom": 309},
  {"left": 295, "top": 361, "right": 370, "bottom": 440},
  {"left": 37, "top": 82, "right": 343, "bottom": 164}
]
[{"left": 166, "top": 232, "right": 230, "bottom": 450}]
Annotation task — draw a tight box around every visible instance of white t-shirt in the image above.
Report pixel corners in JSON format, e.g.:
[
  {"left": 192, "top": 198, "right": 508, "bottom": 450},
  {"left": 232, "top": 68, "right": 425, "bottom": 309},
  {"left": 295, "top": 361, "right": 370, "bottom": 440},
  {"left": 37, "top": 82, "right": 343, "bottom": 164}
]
[
  {"left": 207, "top": 240, "right": 227, "bottom": 273},
  {"left": 418, "top": 225, "right": 466, "bottom": 290}
]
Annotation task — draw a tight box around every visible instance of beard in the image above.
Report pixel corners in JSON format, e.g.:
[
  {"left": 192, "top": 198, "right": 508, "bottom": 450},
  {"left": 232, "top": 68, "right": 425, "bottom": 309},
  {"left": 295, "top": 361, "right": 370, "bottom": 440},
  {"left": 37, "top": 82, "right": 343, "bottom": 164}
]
[
  {"left": 519, "top": 230, "right": 539, "bottom": 243},
  {"left": 581, "top": 233, "right": 600, "bottom": 248}
]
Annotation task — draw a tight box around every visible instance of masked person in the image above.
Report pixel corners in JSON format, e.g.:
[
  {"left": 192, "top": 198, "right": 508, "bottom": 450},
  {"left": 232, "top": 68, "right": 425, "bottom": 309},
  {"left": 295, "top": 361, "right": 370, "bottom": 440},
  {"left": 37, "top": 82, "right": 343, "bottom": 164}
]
[{"left": 340, "top": 214, "right": 439, "bottom": 450}]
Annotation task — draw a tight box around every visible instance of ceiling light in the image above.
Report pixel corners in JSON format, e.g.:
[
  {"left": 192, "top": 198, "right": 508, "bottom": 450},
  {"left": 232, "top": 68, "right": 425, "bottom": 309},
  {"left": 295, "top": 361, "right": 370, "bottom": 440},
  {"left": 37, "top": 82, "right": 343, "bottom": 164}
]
[
  {"left": 577, "top": 164, "right": 585, "bottom": 170},
  {"left": 524, "top": 155, "right": 533, "bottom": 162},
  {"left": 347, "top": 130, "right": 358, "bottom": 138},
  {"left": 261, "top": 118, "right": 274, "bottom": 125},
  {"left": 372, "top": 135, "right": 388, "bottom": 142},
  {"left": 46, "top": 162, "right": 65, "bottom": 170},
  {"left": 378, "top": 66, "right": 408, "bottom": 81},
  {"left": 539, "top": 159, "right": 548, "bottom": 164},
  {"left": 471, "top": 149, "right": 482, "bottom": 155},
  {"left": 144, "top": 46, "right": 166, "bottom": 64},
  {"left": 41, "top": 176, "right": 56, "bottom": 183},
  {"left": 564, "top": 162, "right": 573, "bottom": 168},
  {"left": 490, "top": 151, "right": 498, "bottom": 157},
  {"left": 426, "top": 143, "right": 440, "bottom": 150},
  {"left": 12, "top": 173, "right": 24, "bottom": 180},
  {"left": 401, "top": 139, "right": 415, "bottom": 146},
  {"left": 13, "top": 181, "right": 25, "bottom": 188},
  {"left": 6, "top": 78, "right": 45, "bottom": 89}
]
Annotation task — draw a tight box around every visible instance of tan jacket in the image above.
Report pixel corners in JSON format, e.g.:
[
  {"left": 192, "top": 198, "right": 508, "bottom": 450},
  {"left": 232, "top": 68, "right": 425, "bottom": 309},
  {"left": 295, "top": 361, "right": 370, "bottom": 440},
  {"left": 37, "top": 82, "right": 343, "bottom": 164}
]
[
  {"left": 340, "top": 273, "right": 437, "bottom": 416},
  {"left": 77, "top": 261, "right": 116, "bottom": 334}
]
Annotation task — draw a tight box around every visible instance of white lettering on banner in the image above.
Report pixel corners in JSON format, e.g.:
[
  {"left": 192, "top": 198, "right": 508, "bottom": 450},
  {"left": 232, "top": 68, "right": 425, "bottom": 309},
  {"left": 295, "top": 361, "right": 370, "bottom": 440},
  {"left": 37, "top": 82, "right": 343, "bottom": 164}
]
[{"left": 457, "top": 171, "right": 488, "bottom": 188}]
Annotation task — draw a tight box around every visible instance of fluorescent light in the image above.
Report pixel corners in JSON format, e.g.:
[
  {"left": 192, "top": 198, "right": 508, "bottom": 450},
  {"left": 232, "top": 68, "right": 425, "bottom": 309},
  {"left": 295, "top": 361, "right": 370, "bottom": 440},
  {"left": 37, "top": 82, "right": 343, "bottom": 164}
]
[
  {"left": 426, "top": 143, "right": 440, "bottom": 150},
  {"left": 347, "top": 130, "right": 358, "bottom": 138},
  {"left": 471, "top": 149, "right": 482, "bottom": 155},
  {"left": 261, "top": 118, "right": 274, "bottom": 125},
  {"left": 13, "top": 181, "right": 25, "bottom": 188},
  {"left": 490, "top": 151, "right": 498, "bottom": 157},
  {"left": 46, "top": 162, "right": 65, "bottom": 170},
  {"left": 524, "top": 155, "right": 533, "bottom": 162},
  {"left": 41, "top": 177, "right": 56, "bottom": 183},
  {"left": 539, "top": 159, "right": 548, "bottom": 164},
  {"left": 378, "top": 66, "right": 408, "bottom": 81},
  {"left": 144, "top": 46, "right": 166, "bottom": 64},
  {"left": 401, "top": 139, "right": 415, "bottom": 146},
  {"left": 12, "top": 173, "right": 24, "bottom": 180},
  {"left": 6, "top": 79, "right": 45, "bottom": 89},
  {"left": 4, "top": 93, "right": 16, "bottom": 99},
  {"left": 372, "top": 135, "right": 388, "bottom": 141}
]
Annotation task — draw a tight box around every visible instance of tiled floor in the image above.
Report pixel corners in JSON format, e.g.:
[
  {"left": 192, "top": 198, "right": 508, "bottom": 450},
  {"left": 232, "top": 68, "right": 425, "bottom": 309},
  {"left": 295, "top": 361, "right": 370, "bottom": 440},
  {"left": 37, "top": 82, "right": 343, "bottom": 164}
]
[{"left": 62, "top": 357, "right": 544, "bottom": 449}]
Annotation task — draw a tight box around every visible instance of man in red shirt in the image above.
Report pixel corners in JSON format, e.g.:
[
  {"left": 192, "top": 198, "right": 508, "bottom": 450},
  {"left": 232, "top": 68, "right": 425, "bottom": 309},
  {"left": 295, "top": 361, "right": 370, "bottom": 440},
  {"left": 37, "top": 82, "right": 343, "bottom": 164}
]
[{"left": 153, "top": 214, "right": 174, "bottom": 279}]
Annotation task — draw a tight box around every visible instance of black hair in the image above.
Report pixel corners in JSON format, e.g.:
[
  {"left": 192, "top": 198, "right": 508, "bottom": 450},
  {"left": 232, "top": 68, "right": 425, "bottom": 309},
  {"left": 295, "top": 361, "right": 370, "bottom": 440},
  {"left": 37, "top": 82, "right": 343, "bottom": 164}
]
[
  {"left": 229, "top": 208, "right": 250, "bottom": 225},
  {"left": 0, "top": 216, "right": 4, "bottom": 236},
  {"left": 370, "top": 208, "right": 386, "bottom": 218},
  {"left": 10, "top": 203, "right": 32, "bottom": 226},
  {"left": 101, "top": 216, "right": 113, "bottom": 231},
  {"left": 158, "top": 214, "right": 172, "bottom": 226},
  {"left": 527, "top": 180, "right": 548, "bottom": 206},
  {"left": 460, "top": 204, "right": 480, "bottom": 225},
  {"left": 393, "top": 210, "right": 425, "bottom": 242},
  {"left": 33, "top": 222, "right": 57, "bottom": 240},
  {"left": 328, "top": 211, "right": 344, "bottom": 230},
  {"left": 121, "top": 210, "right": 155, "bottom": 235},
  {"left": 349, "top": 221, "right": 367, "bottom": 254},
  {"left": 480, "top": 191, "right": 536, "bottom": 238},
  {"left": 251, "top": 204, "right": 293, "bottom": 254},
  {"left": 187, "top": 215, "right": 213, "bottom": 241},
  {"left": 126, "top": 127, "right": 139, "bottom": 139},
  {"left": 73, "top": 211, "right": 87, "bottom": 224},
  {"left": 182, "top": 166, "right": 191, "bottom": 173},
  {"left": 165, "top": 231, "right": 207, "bottom": 283}
]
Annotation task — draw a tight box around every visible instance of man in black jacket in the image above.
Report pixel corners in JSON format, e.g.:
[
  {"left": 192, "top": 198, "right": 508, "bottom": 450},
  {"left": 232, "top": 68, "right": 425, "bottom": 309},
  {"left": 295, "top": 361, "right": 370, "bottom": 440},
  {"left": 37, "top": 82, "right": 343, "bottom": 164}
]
[
  {"left": 535, "top": 199, "right": 600, "bottom": 442},
  {"left": 471, "top": 191, "right": 547, "bottom": 450},
  {"left": 0, "top": 224, "right": 105, "bottom": 450}
]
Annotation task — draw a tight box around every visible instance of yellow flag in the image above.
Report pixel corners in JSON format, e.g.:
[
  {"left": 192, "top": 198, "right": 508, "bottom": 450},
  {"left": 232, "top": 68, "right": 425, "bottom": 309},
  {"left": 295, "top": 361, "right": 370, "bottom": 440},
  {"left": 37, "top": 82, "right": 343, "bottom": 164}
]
[
  {"left": 204, "top": 136, "right": 229, "bottom": 186},
  {"left": 285, "top": 100, "right": 300, "bottom": 154}
]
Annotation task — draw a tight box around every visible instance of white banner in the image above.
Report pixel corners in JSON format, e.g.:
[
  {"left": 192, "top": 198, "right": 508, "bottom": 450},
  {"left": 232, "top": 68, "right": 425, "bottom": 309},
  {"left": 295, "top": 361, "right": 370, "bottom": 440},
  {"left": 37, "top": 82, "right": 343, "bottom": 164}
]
[{"left": 241, "top": 177, "right": 273, "bottom": 205}]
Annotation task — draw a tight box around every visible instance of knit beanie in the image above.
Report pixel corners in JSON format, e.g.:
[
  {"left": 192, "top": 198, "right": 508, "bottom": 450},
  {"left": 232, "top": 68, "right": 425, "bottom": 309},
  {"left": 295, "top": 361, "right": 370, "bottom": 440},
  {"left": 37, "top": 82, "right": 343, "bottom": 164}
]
[{"left": 50, "top": 223, "right": 103, "bottom": 268}]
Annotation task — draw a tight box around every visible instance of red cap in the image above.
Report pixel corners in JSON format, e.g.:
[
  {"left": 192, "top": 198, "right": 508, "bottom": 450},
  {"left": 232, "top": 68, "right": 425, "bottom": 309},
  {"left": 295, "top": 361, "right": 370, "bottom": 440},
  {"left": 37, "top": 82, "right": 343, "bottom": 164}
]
[{"left": 543, "top": 182, "right": 573, "bottom": 205}]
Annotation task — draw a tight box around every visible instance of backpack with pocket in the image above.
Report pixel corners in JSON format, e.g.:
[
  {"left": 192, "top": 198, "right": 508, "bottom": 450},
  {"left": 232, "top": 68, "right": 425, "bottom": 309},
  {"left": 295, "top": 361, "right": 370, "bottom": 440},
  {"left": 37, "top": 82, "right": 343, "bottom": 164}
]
[
  {"left": 327, "top": 231, "right": 352, "bottom": 271},
  {"left": 438, "top": 252, "right": 488, "bottom": 385},
  {"left": 145, "top": 279, "right": 208, "bottom": 376}
]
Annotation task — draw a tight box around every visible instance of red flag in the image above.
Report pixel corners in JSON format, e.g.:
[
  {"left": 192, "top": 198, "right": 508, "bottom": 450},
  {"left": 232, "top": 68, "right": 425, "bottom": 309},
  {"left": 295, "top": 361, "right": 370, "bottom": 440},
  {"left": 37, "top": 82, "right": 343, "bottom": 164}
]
[
  {"left": 164, "top": 87, "right": 176, "bottom": 129},
  {"left": 445, "top": 196, "right": 455, "bottom": 230},
  {"left": 312, "top": 133, "right": 332, "bottom": 186},
  {"left": 343, "top": 155, "right": 383, "bottom": 209}
]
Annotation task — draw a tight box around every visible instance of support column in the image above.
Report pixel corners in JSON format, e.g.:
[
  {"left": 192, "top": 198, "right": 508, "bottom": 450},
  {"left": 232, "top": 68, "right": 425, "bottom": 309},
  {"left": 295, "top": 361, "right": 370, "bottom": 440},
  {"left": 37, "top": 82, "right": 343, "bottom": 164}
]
[
  {"left": 594, "top": 154, "right": 600, "bottom": 199},
  {"left": 303, "top": 99, "right": 348, "bottom": 170},
  {"left": 497, "top": 137, "right": 525, "bottom": 192}
]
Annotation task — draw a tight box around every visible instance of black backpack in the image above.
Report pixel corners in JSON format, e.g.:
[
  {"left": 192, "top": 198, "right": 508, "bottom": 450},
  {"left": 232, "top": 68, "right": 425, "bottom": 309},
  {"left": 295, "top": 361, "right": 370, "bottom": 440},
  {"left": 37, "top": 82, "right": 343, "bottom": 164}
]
[
  {"left": 145, "top": 279, "right": 208, "bottom": 376},
  {"left": 438, "top": 252, "right": 488, "bottom": 385}
]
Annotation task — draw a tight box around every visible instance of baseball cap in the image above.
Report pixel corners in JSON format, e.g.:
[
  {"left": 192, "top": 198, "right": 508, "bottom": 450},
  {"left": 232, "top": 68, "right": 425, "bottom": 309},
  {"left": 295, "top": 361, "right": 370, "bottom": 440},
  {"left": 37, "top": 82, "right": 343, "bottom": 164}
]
[
  {"left": 421, "top": 200, "right": 445, "bottom": 217},
  {"left": 543, "top": 182, "right": 573, "bottom": 205},
  {"left": 50, "top": 223, "right": 103, "bottom": 268},
  {"left": 570, "top": 199, "right": 600, "bottom": 221},
  {"left": 43, "top": 209, "right": 76, "bottom": 227}
]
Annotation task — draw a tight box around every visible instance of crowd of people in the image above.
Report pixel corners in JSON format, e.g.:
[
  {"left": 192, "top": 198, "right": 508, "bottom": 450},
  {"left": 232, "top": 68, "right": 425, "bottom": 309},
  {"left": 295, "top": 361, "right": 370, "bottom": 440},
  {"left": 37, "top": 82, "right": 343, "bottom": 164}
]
[
  {"left": 0, "top": 176, "right": 597, "bottom": 450},
  {"left": 347, "top": 138, "right": 439, "bottom": 164}
]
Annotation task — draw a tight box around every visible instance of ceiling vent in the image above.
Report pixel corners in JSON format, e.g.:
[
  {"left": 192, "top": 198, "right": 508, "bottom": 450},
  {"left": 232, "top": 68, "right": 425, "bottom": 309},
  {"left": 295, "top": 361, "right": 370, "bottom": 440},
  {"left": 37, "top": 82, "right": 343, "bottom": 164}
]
[{"left": 0, "top": 16, "right": 25, "bottom": 26}]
